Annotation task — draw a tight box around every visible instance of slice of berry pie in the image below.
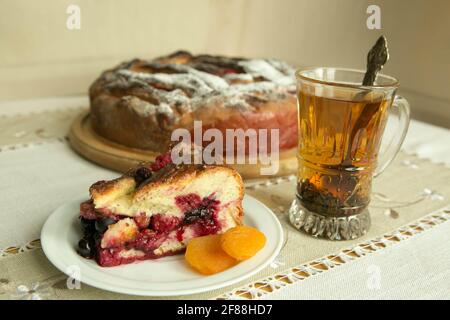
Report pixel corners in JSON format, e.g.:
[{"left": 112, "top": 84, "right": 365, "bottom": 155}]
[{"left": 77, "top": 154, "right": 244, "bottom": 267}]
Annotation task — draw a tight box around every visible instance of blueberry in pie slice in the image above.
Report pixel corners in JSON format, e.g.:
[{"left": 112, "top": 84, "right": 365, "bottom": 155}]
[{"left": 77, "top": 153, "right": 244, "bottom": 267}]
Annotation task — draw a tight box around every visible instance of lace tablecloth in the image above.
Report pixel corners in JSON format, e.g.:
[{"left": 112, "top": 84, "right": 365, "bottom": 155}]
[{"left": 0, "top": 96, "right": 449, "bottom": 300}]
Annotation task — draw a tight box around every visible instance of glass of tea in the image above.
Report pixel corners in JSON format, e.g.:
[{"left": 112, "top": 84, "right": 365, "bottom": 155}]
[{"left": 289, "top": 67, "right": 410, "bottom": 240}]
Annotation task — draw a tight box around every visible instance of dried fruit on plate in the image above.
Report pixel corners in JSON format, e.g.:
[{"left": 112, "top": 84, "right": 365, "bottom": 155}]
[
  {"left": 185, "top": 234, "right": 237, "bottom": 275},
  {"left": 220, "top": 226, "right": 266, "bottom": 260}
]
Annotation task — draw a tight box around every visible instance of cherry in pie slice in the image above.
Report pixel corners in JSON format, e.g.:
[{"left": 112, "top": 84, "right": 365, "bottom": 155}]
[{"left": 77, "top": 154, "right": 244, "bottom": 267}]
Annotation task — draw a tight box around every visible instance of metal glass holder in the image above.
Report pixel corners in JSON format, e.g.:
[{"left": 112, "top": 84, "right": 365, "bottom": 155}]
[{"left": 289, "top": 197, "right": 371, "bottom": 240}]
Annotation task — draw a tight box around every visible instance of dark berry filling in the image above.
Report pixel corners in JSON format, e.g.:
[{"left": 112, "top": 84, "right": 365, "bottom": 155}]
[
  {"left": 94, "top": 217, "right": 116, "bottom": 234},
  {"left": 132, "top": 229, "right": 167, "bottom": 252},
  {"left": 189, "top": 214, "right": 221, "bottom": 235},
  {"left": 95, "top": 207, "right": 122, "bottom": 219},
  {"left": 80, "top": 217, "right": 95, "bottom": 233},
  {"left": 130, "top": 154, "right": 172, "bottom": 188},
  {"left": 150, "top": 214, "right": 181, "bottom": 233},
  {"left": 78, "top": 192, "right": 221, "bottom": 266},
  {"left": 77, "top": 237, "right": 96, "bottom": 259},
  {"left": 133, "top": 166, "right": 153, "bottom": 185},
  {"left": 96, "top": 246, "right": 181, "bottom": 267},
  {"left": 150, "top": 153, "right": 172, "bottom": 171},
  {"left": 77, "top": 217, "right": 101, "bottom": 259},
  {"left": 182, "top": 196, "right": 219, "bottom": 225},
  {"left": 79, "top": 200, "right": 97, "bottom": 220},
  {"left": 133, "top": 213, "right": 151, "bottom": 229},
  {"left": 175, "top": 193, "right": 202, "bottom": 211}
]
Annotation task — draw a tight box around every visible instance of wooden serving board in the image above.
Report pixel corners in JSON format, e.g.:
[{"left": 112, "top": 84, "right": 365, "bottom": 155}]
[{"left": 68, "top": 111, "right": 298, "bottom": 179}]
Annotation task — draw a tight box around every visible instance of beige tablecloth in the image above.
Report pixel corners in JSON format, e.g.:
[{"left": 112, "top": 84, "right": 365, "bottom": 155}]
[{"left": 0, "top": 96, "right": 449, "bottom": 300}]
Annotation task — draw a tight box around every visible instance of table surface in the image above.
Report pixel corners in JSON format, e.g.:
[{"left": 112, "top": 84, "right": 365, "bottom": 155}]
[
  {"left": 2, "top": 95, "right": 449, "bottom": 163},
  {"left": 0, "top": 96, "right": 449, "bottom": 300}
]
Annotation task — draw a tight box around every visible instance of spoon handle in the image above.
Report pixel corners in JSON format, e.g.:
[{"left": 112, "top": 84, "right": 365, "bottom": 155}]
[{"left": 362, "top": 35, "right": 389, "bottom": 86}]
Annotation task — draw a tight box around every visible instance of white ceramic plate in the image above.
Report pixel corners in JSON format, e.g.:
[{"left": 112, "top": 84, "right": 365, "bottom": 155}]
[{"left": 41, "top": 195, "right": 283, "bottom": 296}]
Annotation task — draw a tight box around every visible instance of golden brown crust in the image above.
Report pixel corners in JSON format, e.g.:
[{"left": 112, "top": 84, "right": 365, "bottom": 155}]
[
  {"left": 89, "top": 176, "right": 136, "bottom": 207},
  {"left": 139, "top": 163, "right": 246, "bottom": 225},
  {"left": 89, "top": 179, "right": 118, "bottom": 197},
  {"left": 89, "top": 51, "right": 298, "bottom": 153},
  {"left": 89, "top": 161, "right": 245, "bottom": 216},
  {"left": 89, "top": 177, "right": 131, "bottom": 199},
  {"left": 135, "top": 164, "right": 243, "bottom": 195},
  {"left": 233, "top": 205, "right": 244, "bottom": 226}
]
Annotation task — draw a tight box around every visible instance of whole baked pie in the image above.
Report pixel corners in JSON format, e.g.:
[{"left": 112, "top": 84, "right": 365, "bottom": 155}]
[
  {"left": 89, "top": 51, "right": 298, "bottom": 154},
  {"left": 77, "top": 153, "right": 244, "bottom": 267}
]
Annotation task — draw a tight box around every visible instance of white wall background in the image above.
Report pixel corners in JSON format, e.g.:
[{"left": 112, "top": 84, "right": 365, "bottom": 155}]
[{"left": 1, "top": 0, "right": 449, "bottom": 127}]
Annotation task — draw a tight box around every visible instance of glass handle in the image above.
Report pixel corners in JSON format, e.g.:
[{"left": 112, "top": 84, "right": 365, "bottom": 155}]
[{"left": 374, "top": 96, "right": 411, "bottom": 177}]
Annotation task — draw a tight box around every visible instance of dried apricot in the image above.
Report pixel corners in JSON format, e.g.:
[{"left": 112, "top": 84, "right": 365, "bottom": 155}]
[
  {"left": 220, "top": 226, "right": 266, "bottom": 260},
  {"left": 185, "top": 234, "right": 237, "bottom": 275}
]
